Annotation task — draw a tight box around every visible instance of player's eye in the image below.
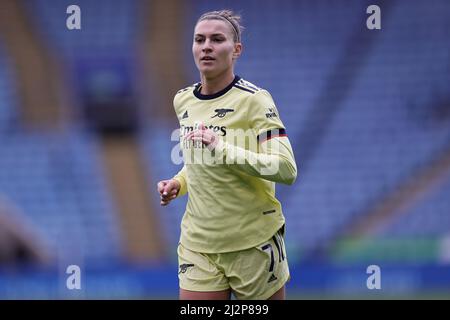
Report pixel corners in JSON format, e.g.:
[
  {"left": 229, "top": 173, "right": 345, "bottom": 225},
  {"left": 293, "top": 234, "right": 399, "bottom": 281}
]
[{"left": 194, "top": 37, "right": 204, "bottom": 43}]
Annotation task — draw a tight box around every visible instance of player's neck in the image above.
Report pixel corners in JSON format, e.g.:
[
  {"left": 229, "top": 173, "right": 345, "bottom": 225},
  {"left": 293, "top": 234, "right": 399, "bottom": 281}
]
[{"left": 200, "top": 71, "right": 235, "bottom": 95}]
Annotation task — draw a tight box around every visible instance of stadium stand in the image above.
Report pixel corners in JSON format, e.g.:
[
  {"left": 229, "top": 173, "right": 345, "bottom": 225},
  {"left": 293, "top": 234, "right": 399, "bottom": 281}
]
[
  {"left": 0, "top": 131, "right": 124, "bottom": 264},
  {"left": 0, "top": 1, "right": 133, "bottom": 266},
  {"left": 24, "top": 0, "right": 138, "bottom": 58},
  {"left": 382, "top": 175, "right": 450, "bottom": 238},
  {"left": 285, "top": 0, "right": 450, "bottom": 260},
  {"left": 140, "top": 123, "right": 187, "bottom": 261},
  {"left": 0, "top": 42, "right": 19, "bottom": 132}
]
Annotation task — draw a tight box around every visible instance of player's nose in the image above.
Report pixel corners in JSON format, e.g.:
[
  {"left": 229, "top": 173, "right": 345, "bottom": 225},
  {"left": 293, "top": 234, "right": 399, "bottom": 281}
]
[{"left": 201, "top": 39, "right": 213, "bottom": 51}]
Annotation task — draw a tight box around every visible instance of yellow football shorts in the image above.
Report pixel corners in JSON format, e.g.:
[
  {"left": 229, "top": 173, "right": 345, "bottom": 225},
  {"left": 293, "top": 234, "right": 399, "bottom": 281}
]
[{"left": 177, "top": 227, "right": 290, "bottom": 300}]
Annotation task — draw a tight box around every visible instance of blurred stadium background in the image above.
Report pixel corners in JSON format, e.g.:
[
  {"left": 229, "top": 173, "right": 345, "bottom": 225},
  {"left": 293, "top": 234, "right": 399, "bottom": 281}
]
[{"left": 0, "top": 0, "right": 449, "bottom": 299}]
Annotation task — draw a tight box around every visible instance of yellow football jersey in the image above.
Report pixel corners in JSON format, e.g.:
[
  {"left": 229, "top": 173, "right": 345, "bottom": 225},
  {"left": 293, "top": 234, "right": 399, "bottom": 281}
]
[{"left": 173, "top": 76, "right": 297, "bottom": 253}]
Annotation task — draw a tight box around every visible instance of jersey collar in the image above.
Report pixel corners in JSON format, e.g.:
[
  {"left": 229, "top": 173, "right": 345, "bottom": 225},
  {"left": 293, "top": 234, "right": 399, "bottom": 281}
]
[{"left": 193, "top": 75, "right": 241, "bottom": 100}]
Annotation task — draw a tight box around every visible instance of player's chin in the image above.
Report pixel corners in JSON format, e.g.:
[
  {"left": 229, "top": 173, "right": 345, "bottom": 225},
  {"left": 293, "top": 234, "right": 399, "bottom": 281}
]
[{"left": 199, "top": 65, "right": 221, "bottom": 77}]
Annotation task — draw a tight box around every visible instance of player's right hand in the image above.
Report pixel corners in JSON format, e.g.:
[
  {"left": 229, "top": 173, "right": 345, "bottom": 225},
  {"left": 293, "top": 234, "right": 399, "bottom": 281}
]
[{"left": 157, "top": 179, "right": 181, "bottom": 206}]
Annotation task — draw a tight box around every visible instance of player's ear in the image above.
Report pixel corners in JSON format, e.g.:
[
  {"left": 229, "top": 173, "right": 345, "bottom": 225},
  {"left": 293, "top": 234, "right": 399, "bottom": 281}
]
[{"left": 232, "top": 43, "right": 242, "bottom": 60}]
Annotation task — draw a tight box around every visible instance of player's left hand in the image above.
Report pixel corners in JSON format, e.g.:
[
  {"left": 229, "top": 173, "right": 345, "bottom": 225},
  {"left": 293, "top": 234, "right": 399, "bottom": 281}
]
[{"left": 185, "top": 123, "right": 220, "bottom": 151}]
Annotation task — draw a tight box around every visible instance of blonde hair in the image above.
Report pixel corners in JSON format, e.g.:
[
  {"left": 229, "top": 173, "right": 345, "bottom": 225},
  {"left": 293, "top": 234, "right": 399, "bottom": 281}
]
[{"left": 197, "top": 10, "right": 243, "bottom": 43}]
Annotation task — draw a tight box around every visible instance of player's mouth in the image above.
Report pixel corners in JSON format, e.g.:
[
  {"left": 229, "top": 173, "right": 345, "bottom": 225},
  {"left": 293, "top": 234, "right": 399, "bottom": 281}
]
[{"left": 201, "top": 56, "right": 215, "bottom": 62}]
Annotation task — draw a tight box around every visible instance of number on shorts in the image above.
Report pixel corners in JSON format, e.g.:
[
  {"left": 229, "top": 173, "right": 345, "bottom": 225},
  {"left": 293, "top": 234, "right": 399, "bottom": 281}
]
[
  {"left": 272, "top": 233, "right": 285, "bottom": 262},
  {"left": 261, "top": 243, "right": 275, "bottom": 272}
]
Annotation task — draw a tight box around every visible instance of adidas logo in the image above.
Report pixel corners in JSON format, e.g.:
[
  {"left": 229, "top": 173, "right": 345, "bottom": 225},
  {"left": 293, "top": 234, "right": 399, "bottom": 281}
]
[
  {"left": 182, "top": 110, "right": 189, "bottom": 119},
  {"left": 268, "top": 274, "right": 278, "bottom": 283}
]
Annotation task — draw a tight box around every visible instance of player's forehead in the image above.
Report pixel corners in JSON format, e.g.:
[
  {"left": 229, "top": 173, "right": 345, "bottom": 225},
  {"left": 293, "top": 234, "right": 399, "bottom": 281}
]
[{"left": 194, "top": 19, "right": 232, "bottom": 38}]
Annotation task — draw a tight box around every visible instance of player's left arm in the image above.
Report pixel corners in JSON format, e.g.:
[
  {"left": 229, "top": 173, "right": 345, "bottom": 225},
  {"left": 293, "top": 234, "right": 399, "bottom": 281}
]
[
  {"left": 220, "top": 133, "right": 297, "bottom": 185},
  {"left": 227, "top": 89, "right": 297, "bottom": 184},
  {"left": 186, "top": 90, "right": 298, "bottom": 185}
]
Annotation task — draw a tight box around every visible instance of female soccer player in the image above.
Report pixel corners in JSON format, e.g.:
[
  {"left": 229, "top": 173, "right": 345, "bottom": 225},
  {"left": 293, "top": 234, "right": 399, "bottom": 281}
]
[{"left": 157, "top": 10, "right": 297, "bottom": 300}]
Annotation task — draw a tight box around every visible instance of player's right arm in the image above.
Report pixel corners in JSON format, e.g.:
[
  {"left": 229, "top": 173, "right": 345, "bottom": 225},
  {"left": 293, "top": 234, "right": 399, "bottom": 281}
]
[{"left": 158, "top": 89, "right": 191, "bottom": 206}]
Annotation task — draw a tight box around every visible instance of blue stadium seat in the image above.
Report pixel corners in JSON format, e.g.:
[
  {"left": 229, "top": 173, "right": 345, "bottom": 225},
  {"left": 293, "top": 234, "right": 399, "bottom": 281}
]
[
  {"left": 0, "top": 131, "right": 124, "bottom": 265},
  {"left": 280, "top": 0, "right": 450, "bottom": 259},
  {"left": 379, "top": 175, "right": 450, "bottom": 237},
  {"left": 0, "top": 42, "right": 19, "bottom": 133},
  {"left": 24, "top": 0, "right": 138, "bottom": 58},
  {"left": 139, "top": 123, "right": 187, "bottom": 261}
]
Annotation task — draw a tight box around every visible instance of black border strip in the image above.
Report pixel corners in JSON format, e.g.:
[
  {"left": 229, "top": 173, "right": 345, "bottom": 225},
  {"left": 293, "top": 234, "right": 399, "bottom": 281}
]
[{"left": 257, "top": 128, "right": 287, "bottom": 143}]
